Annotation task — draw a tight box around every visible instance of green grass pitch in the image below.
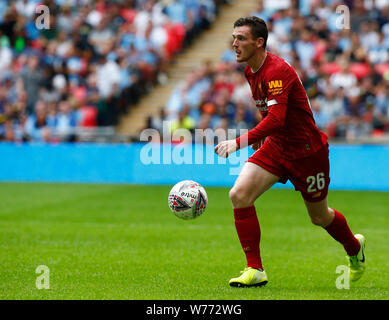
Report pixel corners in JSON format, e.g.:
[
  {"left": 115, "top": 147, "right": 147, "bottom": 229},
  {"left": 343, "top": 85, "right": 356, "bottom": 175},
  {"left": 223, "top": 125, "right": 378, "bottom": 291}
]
[{"left": 0, "top": 182, "right": 388, "bottom": 300}]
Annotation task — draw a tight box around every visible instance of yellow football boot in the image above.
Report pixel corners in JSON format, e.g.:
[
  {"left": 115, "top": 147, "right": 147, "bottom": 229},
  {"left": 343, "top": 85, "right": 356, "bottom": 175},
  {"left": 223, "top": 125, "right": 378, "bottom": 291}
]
[
  {"left": 347, "top": 234, "right": 366, "bottom": 281},
  {"left": 229, "top": 267, "right": 268, "bottom": 287}
]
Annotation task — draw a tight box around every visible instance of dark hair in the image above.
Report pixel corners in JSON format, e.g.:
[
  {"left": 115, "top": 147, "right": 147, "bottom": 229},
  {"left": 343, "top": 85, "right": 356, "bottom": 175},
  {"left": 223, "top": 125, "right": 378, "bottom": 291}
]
[{"left": 233, "top": 16, "right": 268, "bottom": 48}]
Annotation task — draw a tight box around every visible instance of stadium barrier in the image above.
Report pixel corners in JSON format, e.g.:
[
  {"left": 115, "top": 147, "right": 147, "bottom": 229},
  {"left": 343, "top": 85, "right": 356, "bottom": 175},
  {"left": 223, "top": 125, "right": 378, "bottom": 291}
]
[{"left": 0, "top": 142, "right": 388, "bottom": 191}]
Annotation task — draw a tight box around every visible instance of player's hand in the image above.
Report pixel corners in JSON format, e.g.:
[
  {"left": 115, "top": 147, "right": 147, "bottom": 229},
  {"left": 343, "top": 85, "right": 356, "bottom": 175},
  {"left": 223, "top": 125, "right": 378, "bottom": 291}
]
[{"left": 214, "top": 140, "right": 238, "bottom": 158}]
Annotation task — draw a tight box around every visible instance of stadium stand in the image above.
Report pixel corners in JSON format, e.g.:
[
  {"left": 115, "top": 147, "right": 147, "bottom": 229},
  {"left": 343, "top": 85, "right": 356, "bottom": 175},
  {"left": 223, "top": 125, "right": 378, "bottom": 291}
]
[
  {"left": 0, "top": 0, "right": 224, "bottom": 142},
  {"left": 117, "top": 0, "right": 257, "bottom": 138},
  {"left": 145, "top": 0, "right": 389, "bottom": 143},
  {"left": 0, "top": 0, "right": 388, "bottom": 143}
]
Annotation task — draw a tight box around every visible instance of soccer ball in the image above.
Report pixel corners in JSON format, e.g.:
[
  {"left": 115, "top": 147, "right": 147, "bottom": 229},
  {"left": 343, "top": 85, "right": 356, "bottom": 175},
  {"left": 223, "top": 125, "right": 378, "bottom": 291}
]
[{"left": 168, "top": 180, "right": 208, "bottom": 220}]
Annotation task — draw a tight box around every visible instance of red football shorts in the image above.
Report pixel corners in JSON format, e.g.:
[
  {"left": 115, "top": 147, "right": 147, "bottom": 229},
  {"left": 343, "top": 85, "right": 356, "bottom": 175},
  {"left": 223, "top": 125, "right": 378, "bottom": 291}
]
[{"left": 248, "top": 142, "right": 330, "bottom": 202}]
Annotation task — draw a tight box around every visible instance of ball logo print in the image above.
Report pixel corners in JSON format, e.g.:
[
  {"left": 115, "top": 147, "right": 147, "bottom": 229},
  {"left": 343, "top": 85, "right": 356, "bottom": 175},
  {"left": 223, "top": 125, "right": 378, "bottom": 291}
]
[{"left": 168, "top": 180, "right": 208, "bottom": 220}]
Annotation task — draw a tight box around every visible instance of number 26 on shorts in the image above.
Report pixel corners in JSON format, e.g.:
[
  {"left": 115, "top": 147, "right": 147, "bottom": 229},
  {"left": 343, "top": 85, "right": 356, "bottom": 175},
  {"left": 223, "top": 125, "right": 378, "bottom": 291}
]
[{"left": 306, "top": 172, "right": 325, "bottom": 193}]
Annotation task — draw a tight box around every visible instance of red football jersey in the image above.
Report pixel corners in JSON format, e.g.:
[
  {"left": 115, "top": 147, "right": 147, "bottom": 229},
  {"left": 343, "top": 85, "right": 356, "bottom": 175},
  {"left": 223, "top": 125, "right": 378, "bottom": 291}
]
[{"left": 239, "top": 52, "right": 328, "bottom": 160}]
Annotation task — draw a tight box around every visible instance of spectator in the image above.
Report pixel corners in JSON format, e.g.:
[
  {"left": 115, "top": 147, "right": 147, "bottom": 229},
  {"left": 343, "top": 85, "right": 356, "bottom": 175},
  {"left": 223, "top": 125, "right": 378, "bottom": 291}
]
[
  {"left": 295, "top": 28, "right": 315, "bottom": 71},
  {"left": 329, "top": 61, "right": 358, "bottom": 90},
  {"left": 372, "top": 81, "right": 389, "bottom": 131},
  {"left": 19, "top": 55, "right": 44, "bottom": 113},
  {"left": 316, "top": 87, "right": 345, "bottom": 124},
  {"left": 96, "top": 54, "right": 120, "bottom": 99},
  {"left": 170, "top": 104, "right": 195, "bottom": 133},
  {"left": 311, "top": 98, "right": 331, "bottom": 133},
  {"left": 24, "top": 100, "right": 51, "bottom": 142},
  {"left": 55, "top": 99, "right": 79, "bottom": 142},
  {"left": 88, "top": 17, "right": 115, "bottom": 55}
]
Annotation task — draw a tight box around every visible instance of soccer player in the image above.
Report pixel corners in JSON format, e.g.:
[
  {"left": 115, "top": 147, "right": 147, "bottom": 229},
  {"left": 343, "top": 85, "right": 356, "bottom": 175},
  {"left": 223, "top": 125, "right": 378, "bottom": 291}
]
[{"left": 214, "top": 17, "right": 366, "bottom": 287}]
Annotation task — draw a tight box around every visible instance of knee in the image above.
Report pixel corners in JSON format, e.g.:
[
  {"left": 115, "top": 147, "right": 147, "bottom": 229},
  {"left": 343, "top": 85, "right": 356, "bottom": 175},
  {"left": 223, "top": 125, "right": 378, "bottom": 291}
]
[
  {"left": 228, "top": 187, "right": 240, "bottom": 204},
  {"left": 229, "top": 187, "right": 252, "bottom": 208}
]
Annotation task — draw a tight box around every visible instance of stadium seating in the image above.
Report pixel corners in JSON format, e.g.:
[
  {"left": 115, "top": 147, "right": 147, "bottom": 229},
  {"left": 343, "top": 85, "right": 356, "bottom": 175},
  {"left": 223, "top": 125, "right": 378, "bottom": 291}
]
[
  {"left": 1, "top": 0, "right": 388, "bottom": 143},
  {"left": 147, "top": 0, "right": 389, "bottom": 143},
  {"left": 0, "top": 0, "right": 221, "bottom": 142}
]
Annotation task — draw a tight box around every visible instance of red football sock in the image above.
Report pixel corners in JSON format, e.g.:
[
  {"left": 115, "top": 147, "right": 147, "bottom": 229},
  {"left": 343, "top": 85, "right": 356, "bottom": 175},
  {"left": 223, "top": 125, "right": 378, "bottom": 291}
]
[
  {"left": 233, "top": 206, "right": 263, "bottom": 270},
  {"left": 325, "top": 209, "right": 360, "bottom": 256}
]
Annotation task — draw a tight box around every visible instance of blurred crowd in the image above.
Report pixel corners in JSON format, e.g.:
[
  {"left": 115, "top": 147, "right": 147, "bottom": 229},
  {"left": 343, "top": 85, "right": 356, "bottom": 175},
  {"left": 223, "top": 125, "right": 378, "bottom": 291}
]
[
  {"left": 154, "top": 0, "right": 389, "bottom": 142},
  {"left": 0, "top": 0, "right": 221, "bottom": 142}
]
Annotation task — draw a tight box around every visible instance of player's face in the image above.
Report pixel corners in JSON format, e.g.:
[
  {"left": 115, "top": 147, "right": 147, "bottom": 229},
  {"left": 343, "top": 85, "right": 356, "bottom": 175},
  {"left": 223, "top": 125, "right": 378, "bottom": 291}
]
[{"left": 232, "top": 26, "right": 260, "bottom": 63}]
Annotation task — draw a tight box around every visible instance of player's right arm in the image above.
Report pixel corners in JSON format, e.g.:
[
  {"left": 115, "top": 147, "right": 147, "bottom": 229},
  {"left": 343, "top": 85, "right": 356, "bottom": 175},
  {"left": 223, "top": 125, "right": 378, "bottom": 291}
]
[
  {"left": 216, "top": 59, "right": 296, "bottom": 157},
  {"left": 236, "top": 62, "right": 296, "bottom": 150}
]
